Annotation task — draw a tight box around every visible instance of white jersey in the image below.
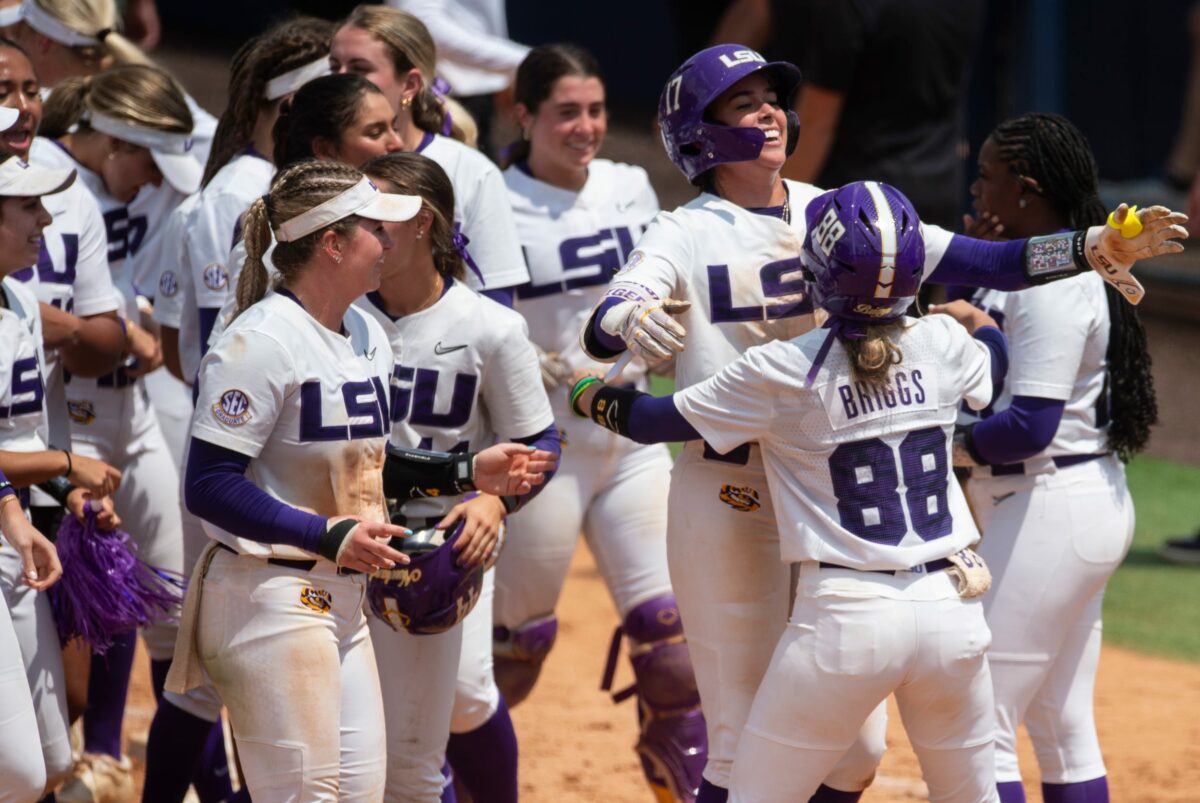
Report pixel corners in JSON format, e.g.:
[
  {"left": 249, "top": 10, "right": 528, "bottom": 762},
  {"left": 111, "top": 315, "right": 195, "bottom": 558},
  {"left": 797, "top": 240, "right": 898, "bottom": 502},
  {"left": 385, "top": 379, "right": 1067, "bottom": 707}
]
[
  {"left": 505, "top": 159, "right": 658, "bottom": 396},
  {"left": 602, "top": 180, "right": 956, "bottom": 394},
  {"left": 0, "top": 278, "right": 49, "bottom": 454},
  {"left": 966, "top": 273, "right": 1111, "bottom": 461},
  {"left": 675, "top": 314, "right": 992, "bottom": 569},
  {"left": 418, "top": 133, "right": 529, "bottom": 291},
  {"left": 192, "top": 291, "right": 395, "bottom": 559},
  {"left": 353, "top": 279, "right": 553, "bottom": 519},
  {"left": 154, "top": 151, "right": 275, "bottom": 380},
  {"left": 16, "top": 138, "right": 121, "bottom": 447}
]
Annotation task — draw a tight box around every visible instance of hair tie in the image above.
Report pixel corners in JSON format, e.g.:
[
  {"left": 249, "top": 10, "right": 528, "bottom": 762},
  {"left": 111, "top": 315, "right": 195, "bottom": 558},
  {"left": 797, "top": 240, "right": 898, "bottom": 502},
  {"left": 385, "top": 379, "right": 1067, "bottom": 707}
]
[
  {"left": 96, "top": 28, "right": 112, "bottom": 42},
  {"left": 451, "top": 223, "right": 483, "bottom": 283},
  {"left": 430, "top": 77, "right": 453, "bottom": 136}
]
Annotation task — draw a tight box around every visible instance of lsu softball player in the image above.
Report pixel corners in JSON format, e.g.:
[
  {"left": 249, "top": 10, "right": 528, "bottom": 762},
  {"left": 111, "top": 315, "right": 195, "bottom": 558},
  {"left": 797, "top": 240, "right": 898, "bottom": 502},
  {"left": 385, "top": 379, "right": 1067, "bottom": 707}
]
[
  {"left": 0, "top": 149, "right": 124, "bottom": 799},
  {"left": 155, "top": 16, "right": 332, "bottom": 385},
  {"left": 331, "top": 4, "right": 530, "bottom": 299},
  {"left": 498, "top": 43, "right": 706, "bottom": 802},
  {"left": 355, "top": 151, "right": 557, "bottom": 803},
  {"left": 956, "top": 113, "right": 1162, "bottom": 803},
  {"left": 170, "top": 158, "right": 555, "bottom": 800},
  {"left": 0, "top": 467, "right": 61, "bottom": 803},
  {"left": 573, "top": 180, "right": 1008, "bottom": 803},
  {"left": 581, "top": 45, "right": 1188, "bottom": 803},
  {"left": 35, "top": 62, "right": 198, "bottom": 791}
]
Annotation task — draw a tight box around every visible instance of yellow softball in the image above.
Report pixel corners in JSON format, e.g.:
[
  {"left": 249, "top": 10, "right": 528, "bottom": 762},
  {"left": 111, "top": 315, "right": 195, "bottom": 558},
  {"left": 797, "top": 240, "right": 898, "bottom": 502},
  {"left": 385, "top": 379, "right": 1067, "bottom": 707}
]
[{"left": 1107, "top": 205, "right": 1143, "bottom": 239}]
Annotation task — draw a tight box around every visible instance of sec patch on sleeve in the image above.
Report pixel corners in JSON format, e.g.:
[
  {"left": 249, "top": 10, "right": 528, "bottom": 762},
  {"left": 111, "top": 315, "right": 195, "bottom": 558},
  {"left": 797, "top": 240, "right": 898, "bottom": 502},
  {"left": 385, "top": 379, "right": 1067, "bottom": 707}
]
[{"left": 213, "top": 389, "right": 252, "bottom": 426}]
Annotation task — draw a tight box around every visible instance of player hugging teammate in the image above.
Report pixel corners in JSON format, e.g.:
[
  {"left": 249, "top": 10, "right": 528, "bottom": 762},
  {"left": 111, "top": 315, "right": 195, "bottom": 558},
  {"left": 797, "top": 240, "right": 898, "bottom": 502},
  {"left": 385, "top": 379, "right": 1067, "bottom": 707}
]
[{"left": 0, "top": 1, "right": 1188, "bottom": 800}]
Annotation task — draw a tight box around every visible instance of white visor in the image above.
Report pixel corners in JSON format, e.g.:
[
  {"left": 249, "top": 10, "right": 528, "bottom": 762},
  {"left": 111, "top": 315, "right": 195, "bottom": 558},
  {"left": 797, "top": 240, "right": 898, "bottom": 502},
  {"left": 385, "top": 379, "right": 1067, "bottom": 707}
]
[
  {"left": 0, "top": 106, "right": 17, "bottom": 132},
  {"left": 0, "top": 5, "right": 23, "bottom": 27},
  {"left": 264, "top": 57, "right": 331, "bottom": 101},
  {"left": 20, "top": 0, "right": 98, "bottom": 47},
  {"left": 0, "top": 156, "right": 75, "bottom": 196},
  {"left": 87, "top": 111, "right": 201, "bottom": 194},
  {"left": 273, "top": 177, "right": 421, "bottom": 243}
]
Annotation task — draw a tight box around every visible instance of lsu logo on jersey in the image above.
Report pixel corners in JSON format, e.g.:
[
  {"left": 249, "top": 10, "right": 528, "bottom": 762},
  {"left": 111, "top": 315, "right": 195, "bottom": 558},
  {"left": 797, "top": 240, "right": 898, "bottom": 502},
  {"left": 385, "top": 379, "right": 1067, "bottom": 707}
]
[
  {"left": 718, "top": 484, "right": 761, "bottom": 512},
  {"left": 158, "top": 270, "right": 179, "bottom": 298},
  {"left": 299, "top": 586, "right": 332, "bottom": 614},
  {"left": 213, "top": 389, "right": 252, "bottom": 426},
  {"left": 67, "top": 399, "right": 96, "bottom": 425},
  {"left": 202, "top": 263, "right": 229, "bottom": 291}
]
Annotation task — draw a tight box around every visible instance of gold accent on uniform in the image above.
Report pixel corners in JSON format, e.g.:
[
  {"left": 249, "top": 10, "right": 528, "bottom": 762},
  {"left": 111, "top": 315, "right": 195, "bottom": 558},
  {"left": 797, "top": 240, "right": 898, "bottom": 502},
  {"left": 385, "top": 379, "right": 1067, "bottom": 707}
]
[
  {"left": 719, "top": 484, "right": 761, "bottom": 512},
  {"left": 68, "top": 399, "right": 96, "bottom": 424},
  {"left": 300, "top": 586, "right": 332, "bottom": 613}
]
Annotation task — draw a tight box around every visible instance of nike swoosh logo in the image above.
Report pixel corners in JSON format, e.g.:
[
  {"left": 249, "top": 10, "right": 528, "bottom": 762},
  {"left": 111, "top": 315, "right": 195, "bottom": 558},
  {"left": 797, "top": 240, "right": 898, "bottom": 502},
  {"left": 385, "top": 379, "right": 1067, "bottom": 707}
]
[
  {"left": 363, "top": 347, "right": 377, "bottom": 360},
  {"left": 616, "top": 200, "right": 636, "bottom": 212},
  {"left": 434, "top": 342, "right": 468, "bottom": 355},
  {"left": 992, "top": 492, "right": 1016, "bottom": 505}
]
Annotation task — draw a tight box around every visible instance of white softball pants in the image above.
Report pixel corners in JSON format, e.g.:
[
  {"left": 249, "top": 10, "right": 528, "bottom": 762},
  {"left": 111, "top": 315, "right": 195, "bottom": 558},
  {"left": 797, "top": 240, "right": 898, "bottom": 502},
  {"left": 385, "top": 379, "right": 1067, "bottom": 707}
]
[
  {"left": 731, "top": 563, "right": 998, "bottom": 803},
  {"left": 0, "top": 593, "right": 52, "bottom": 802},
  {"left": 970, "top": 455, "right": 1133, "bottom": 785},
  {"left": 197, "top": 549, "right": 386, "bottom": 802}
]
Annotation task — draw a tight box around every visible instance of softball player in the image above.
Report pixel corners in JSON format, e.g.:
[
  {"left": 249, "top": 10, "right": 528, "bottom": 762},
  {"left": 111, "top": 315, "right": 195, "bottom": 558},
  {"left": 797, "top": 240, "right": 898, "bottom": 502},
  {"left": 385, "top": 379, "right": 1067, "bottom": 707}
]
[
  {"left": 331, "top": 4, "right": 530, "bottom": 299},
  {"left": 957, "top": 113, "right": 1161, "bottom": 803},
  {"left": 356, "top": 151, "right": 557, "bottom": 803},
  {"left": 573, "top": 180, "right": 1008, "bottom": 803},
  {"left": 581, "top": 45, "right": 1188, "bottom": 803},
  {"left": 498, "top": 43, "right": 706, "bottom": 802},
  {"left": 34, "top": 62, "right": 197, "bottom": 791},
  {"left": 170, "top": 158, "right": 554, "bottom": 800}
]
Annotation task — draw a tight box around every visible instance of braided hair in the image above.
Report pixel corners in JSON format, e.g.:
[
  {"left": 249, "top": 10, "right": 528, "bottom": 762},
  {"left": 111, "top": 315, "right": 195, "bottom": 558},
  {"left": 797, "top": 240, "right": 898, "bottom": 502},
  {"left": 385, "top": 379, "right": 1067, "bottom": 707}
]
[
  {"left": 202, "top": 16, "right": 332, "bottom": 187},
  {"left": 992, "top": 112, "right": 1157, "bottom": 460}
]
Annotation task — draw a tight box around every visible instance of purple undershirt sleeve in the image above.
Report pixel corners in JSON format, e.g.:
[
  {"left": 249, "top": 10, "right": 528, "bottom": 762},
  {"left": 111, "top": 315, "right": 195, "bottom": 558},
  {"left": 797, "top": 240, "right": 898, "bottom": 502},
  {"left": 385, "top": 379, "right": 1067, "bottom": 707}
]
[
  {"left": 972, "top": 325, "right": 1009, "bottom": 394},
  {"left": 929, "top": 237, "right": 1030, "bottom": 291},
  {"left": 480, "top": 287, "right": 515, "bottom": 308},
  {"left": 185, "top": 437, "right": 326, "bottom": 551},
  {"left": 0, "top": 467, "right": 13, "bottom": 501},
  {"left": 584, "top": 298, "right": 627, "bottom": 357},
  {"left": 507, "top": 422, "right": 562, "bottom": 511},
  {"left": 629, "top": 393, "right": 702, "bottom": 444},
  {"left": 971, "top": 395, "right": 1066, "bottom": 466}
]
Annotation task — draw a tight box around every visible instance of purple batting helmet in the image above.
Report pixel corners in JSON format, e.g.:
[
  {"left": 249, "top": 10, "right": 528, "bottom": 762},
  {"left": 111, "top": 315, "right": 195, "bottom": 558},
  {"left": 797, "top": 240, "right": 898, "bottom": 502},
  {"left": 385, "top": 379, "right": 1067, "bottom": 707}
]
[
  {"left": 801, "top": 180, "right": 925, "bottom": 324},
  {"left": 658, "top": 44, "right": 802, "bottom": 183},
  {"left": 367, "top": 520, "right": 484, "bottom": 636}
]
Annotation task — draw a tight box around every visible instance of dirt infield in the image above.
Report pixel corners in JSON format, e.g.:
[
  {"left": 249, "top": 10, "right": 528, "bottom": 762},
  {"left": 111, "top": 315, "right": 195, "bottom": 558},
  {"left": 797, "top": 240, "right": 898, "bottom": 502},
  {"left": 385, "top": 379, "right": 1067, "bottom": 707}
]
[{"left": 124, "top": 542, "right": 1199, "bottom": 802}]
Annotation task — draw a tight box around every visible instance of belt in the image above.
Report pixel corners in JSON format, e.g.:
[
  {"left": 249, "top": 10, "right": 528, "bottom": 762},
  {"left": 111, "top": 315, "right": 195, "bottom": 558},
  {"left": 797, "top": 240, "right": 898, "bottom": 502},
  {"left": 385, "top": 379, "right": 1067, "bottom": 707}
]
[
  {"left": 818, "top": 557, "right": 954, "bottom": 576},
  {"left": 985, "top": 452, "right": 1109, "bottom": 477},
  {"left": 215, "top": 541, "right": 344, "bottom": 574}
]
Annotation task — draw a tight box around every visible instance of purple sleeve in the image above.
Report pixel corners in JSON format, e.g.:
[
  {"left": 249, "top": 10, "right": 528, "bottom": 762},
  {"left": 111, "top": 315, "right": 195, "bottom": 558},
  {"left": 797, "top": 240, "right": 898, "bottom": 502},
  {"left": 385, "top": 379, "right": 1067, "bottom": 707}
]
[
  {"left": 583, "top": 297, "right": 626, "bottom": 358},
  {"left": 507, "top": 422, "right": 562, "bottom": 511},
  {"left": 970, "top": 395, "right": 1065, "bottom": 466},
  {"left": 629, "top": 393, "right": 701, "bottom": 444},
  {"left": 198, "top": 307, "right": 219, "bottom": 361},
  {"left": 0, "top": 467, "right": 13, "bottom": 501},
  {"left": 185, "top": 437, "right": 326, "bottom": 551},
  {"left": 928, "top": 236, "right": 1030, "bottom": 291},
  {"left": 480, "top": 287, "right": 515, "bottom": 308},
  {"left": 972, "top": 325, "right": 1008, "bottom": 391}
]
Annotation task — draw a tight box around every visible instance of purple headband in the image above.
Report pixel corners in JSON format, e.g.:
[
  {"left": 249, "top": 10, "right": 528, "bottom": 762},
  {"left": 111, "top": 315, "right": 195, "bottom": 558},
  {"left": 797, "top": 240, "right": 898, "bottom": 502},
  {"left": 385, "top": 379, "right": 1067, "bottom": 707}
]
[
  {"left": 431, "top": 77, "right": 453, "bottom": 136},
  {"left": 803, "top": 317, "right": 868, "bottom": 389},
  {"left": 451, "top": 222, "right": 484, "bottom": 283}
]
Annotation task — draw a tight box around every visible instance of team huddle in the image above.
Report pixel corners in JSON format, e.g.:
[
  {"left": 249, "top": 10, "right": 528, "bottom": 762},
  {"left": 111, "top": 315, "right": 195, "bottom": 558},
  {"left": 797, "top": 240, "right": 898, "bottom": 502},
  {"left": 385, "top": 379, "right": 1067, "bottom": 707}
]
[{"left": 0, "top": 2, "right": 1187, "bottom": 803}]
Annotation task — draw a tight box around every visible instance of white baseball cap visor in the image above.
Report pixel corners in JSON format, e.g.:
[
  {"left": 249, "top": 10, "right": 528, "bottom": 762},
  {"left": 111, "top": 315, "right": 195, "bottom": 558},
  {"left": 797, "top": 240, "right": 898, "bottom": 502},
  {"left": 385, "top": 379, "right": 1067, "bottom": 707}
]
[
  {"left": 274, "top": 177, "right": 422, "bottom": 242},
  {"left": 0, "top": 106, "right": 18, "bottom": 132},
  {"left": 0, "top": 156, "right": 75, "bottom": 197},
  {"left": 151, "top": 149, "right": 203, "bottom": 195},
  {"left": 87, "top": 111, "right": 202, "bottom": 194}
]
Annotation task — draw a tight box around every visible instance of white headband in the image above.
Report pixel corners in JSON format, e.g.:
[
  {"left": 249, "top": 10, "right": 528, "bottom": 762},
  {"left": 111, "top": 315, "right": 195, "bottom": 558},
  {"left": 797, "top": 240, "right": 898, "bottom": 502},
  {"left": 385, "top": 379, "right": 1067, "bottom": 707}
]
[
  {"left": 0, "top": 5, "right": 22, "bottom": 26},
  {"left": 20, "top": 0, "right": 101, "bottom": 47},
  {"left": 264, "top": 57, "right": 330, "bottom": 101},
  {"left": 86, "top": 111, "right": 193, "bottom": 155},
  {"left": 273, "top": 176, "right": 422, "bottom": 243}
]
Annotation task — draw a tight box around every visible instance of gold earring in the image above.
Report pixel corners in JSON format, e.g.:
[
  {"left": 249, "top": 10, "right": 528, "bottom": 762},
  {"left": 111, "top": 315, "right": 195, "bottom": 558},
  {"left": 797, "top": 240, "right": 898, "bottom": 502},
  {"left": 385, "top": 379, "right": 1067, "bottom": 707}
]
[
  {"left": 402, "top": 97, "right": 412, "bottom": 109},
  {"left": 416, "top": 230, "right": 423, "bottom": 240},
  {"left": 335, "top": 252, "right": 343, "bottom": 264}
]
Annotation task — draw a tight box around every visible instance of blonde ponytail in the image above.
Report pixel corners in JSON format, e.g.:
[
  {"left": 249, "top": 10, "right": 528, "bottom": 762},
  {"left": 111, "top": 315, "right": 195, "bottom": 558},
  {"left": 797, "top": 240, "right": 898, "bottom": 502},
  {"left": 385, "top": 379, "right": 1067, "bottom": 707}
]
[
  {"left": 843, "top": 321, "right": 906, "bottom": 388},
  {"left": 41, "top": 64, "right": 191, "bottom": 139},
  {"left": 24, "top": 0, "right": 149, "bottom": 70},
  {"left": 234, "top": 198, "right": 272, "bottom": 317}
]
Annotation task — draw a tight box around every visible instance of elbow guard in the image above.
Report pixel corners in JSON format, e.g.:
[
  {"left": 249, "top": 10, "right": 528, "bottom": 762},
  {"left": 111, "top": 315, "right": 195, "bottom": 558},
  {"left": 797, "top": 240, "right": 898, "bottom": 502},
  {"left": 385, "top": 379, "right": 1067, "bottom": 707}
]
[
  {"left": 1023, "top": 231, "right": 1089, "bottom": 285},
  {"left": 383, "top": 444, "right": 477, "bottom": 500}
]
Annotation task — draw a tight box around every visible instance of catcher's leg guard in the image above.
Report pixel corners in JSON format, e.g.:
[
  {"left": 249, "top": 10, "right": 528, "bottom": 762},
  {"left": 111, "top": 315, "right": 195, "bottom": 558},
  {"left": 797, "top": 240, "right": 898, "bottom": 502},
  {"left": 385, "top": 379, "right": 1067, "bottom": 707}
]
[
  {"left": 492, "top": 614, "right": 557, "bottom": 708},
  {"left": 604, "top": 595, "right": 707, "bottom": 803}
]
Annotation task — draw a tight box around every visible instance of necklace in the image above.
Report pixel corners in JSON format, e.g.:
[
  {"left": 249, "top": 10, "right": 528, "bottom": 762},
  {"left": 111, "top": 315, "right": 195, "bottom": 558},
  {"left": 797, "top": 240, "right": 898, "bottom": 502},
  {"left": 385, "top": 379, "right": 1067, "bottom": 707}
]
[{"left": 782, "top": 184, "right": 791, "bottom": 224}]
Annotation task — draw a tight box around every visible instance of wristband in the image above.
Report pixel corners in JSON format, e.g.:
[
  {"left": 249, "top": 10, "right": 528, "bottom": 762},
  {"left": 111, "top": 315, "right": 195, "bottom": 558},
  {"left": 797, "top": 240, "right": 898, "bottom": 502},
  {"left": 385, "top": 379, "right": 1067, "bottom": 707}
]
[
  {"left": 315, "top": 518, "right": 359, "bottom": 564},
  {"left": 569, "top": 377, "right": 603, "bottom": 418},
  {"left": 587, "top": 384, "right": 639, "bottom": 437},
  {"left": 37, "top": 475, "right": 78, "bottom": 507},
  {"left": 1022, "top": 230, "right": 1089, "bottom": 285},
  {"left": 0, "top": 480, "right": 14, "bottom": 500},
  {"left": 61, "top": 449, "right": 72, "bottom": 478}
]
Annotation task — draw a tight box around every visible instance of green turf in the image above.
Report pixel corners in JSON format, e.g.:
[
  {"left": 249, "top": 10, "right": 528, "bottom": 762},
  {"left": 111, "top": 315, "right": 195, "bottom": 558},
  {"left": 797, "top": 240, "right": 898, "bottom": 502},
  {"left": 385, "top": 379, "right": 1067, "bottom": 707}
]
[{"left": 1103, "top": 456, "right": 1200, "bottom": 662}]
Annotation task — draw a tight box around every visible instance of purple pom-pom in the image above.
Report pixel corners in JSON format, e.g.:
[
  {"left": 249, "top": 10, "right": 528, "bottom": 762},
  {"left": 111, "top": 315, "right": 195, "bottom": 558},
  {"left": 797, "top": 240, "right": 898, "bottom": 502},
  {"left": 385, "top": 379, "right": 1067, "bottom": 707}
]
[{"left": 46, "top": 509, "right": 183, "bottom": 654}]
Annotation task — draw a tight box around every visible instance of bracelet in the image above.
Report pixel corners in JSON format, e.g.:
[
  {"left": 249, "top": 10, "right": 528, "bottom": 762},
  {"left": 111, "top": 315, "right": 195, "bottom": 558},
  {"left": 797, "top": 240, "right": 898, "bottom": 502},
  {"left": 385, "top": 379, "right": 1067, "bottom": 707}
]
[
  {"left": 61, "top": 449, "right": 73, "bottom": 478},
  {"left": 569, "top": 377, "right": 603, "bottom": 418},
  {"left": 0, "top": 493, "right": 17, "bottom": 511},
  {"left": 0, "top": 480, "right": 16, "bottom": 508}
]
